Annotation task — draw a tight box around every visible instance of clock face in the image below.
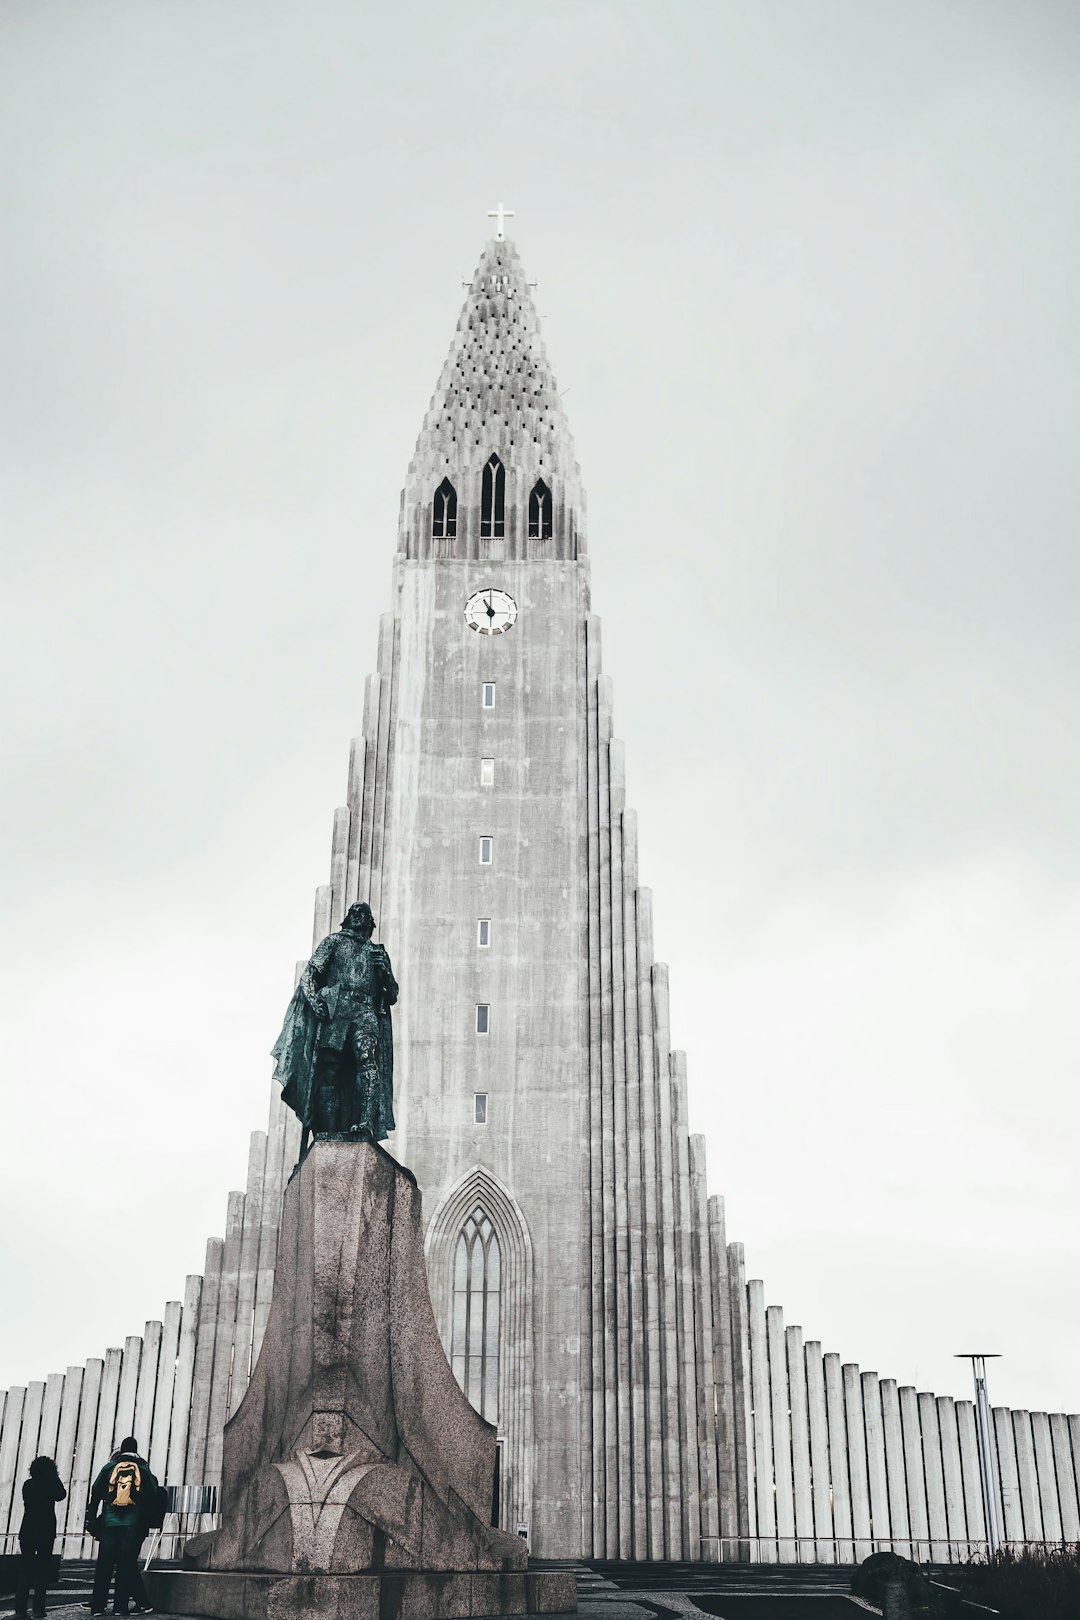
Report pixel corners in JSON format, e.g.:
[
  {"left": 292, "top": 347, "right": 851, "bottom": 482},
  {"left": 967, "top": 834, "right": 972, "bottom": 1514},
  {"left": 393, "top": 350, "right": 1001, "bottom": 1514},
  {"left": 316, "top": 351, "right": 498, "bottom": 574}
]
[{"left": 464, "top": 588, "right": 518, "bottom": 635}]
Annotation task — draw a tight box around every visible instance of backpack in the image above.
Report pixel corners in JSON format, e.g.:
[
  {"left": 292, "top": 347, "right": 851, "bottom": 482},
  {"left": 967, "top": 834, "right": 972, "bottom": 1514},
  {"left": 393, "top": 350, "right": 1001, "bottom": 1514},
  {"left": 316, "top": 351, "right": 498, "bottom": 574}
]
[
  {"left": 107, "top": 1459, "right": 142, "bottom": 1511},
  {"left": 143, "top": 1483, "right": 169, "bottom": 1530}
]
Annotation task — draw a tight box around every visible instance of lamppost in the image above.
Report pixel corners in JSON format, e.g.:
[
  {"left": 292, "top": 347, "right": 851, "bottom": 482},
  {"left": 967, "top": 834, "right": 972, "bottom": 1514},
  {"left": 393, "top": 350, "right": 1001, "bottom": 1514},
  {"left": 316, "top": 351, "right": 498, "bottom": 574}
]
[{"left": 956, "top": 1353, "right": 1003, "bottom": 1556}]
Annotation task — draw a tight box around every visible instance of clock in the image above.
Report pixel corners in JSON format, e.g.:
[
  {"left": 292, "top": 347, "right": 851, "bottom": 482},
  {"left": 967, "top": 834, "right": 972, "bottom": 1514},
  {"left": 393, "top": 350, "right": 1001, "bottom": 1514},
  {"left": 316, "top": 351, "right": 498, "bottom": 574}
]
[{"left": 464, "top": 588, "right": 518, "bottom": 635}]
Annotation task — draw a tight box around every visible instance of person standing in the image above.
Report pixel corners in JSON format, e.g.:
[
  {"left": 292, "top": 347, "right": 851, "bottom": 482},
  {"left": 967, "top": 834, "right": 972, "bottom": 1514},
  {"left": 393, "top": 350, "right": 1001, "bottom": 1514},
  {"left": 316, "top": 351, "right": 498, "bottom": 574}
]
[
  {"left": 85, "top": 1437, "right": 157, "bottom": 1617},
  {"left": 13, "top": 1456, "right": 66, "bottom": 1619}
]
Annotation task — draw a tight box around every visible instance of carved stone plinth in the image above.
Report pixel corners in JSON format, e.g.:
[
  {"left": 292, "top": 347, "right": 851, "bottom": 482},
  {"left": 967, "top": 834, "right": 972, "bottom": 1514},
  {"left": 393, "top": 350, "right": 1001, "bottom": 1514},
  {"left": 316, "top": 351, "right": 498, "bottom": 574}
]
[{"left": 148, "top": 1141, "right": 574, "bottom": 1619}]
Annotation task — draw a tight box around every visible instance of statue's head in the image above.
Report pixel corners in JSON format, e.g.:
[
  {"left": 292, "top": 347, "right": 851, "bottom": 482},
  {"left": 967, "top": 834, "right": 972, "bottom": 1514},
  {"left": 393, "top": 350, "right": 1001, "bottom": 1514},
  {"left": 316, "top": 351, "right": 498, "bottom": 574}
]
[{"left": 342, "top": 901, "right": 375, "bottom": 940}]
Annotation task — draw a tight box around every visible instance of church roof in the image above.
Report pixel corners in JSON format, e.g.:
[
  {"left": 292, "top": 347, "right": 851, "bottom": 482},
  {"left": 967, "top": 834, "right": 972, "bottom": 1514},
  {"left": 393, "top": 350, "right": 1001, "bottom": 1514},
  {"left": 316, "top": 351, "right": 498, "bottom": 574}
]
[{"left": 407, "top": 237, "right": 579, "bottom": 485}]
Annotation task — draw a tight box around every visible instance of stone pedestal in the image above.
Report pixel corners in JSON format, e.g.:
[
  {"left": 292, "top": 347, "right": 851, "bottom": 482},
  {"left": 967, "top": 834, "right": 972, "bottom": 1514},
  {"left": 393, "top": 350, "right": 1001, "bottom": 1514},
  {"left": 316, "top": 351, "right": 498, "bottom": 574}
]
[{"left": 149, "top": 1141, "right": 574, "bottom": 1620}]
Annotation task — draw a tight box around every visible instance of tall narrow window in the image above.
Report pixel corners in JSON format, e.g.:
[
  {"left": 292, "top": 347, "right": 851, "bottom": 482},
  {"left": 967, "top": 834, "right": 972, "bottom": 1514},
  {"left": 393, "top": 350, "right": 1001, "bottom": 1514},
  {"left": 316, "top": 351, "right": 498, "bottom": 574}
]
[
  {"left": 528, "top": 478, "right": 552, "bottom": 540},
  {"left": 480, "top": 757, "right": 495, "bottom": 786},
  {"left": 475, "top": 1003, "right": 490, "bottom": 1034},
  {"left": 477, "top": 918, "right": 491, "bottom": 947},
  {"left": 479, "top": 836, "right": 493, "bottom": 865},
  {"left": 482, "top": 682, "right": 495, "bottom": 710},
  {"left": 473, "top": 1092, "right": 488, "bottom": 1124},
  {"left": 432, "top": 478, "right": 457, "bottom": 539},
  {"left": 451, "top": 1208, "right": 500, "bottom": 1420},
  {"left": 480, "top": 454, "right": 505, "bottom": 539}
]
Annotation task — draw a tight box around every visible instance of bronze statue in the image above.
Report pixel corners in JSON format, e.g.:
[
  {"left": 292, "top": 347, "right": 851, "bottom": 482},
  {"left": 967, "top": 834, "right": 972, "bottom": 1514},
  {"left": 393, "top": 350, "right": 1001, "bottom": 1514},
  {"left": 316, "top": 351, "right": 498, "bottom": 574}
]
[{"left": 272, "top": 901, "right": 398, "bottom": 1148}]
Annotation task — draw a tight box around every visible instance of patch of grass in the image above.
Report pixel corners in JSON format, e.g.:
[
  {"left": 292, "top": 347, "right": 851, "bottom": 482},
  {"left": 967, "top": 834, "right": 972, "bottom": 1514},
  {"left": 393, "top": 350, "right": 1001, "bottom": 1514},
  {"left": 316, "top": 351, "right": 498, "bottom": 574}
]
[{"left": 953, "top": 1544, "right": 1080, "bottom": 1619}]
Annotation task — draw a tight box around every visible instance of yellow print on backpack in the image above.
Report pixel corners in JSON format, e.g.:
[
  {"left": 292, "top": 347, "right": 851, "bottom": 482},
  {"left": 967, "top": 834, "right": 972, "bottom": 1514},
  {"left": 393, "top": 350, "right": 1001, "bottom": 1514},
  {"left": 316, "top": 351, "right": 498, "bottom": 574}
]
[{"left": 108, "top": 1461, "right": 141, "bottom": 1509}]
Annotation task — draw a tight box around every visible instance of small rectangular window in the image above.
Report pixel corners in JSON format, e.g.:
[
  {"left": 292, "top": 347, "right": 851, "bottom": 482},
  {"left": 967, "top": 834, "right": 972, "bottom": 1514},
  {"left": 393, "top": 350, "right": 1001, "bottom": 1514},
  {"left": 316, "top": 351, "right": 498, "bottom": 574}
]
[
  {"left": 477, "top": 918, "right": 491, "bottom": 947},
  {"left": 480, "top": 757, "right": 495, "bottom": 786},
  {"left": 482, "top": 682, "right": 495, "bottom": 710},
  {"left": 475, "top": 1003, "right": 490, "bottom": 1035},
  {"left": 479, "top": 836, "right": 493, "bottom": 865},
  {"left": 474, "top": 1092, "right": 488, "bottom": 1124}
]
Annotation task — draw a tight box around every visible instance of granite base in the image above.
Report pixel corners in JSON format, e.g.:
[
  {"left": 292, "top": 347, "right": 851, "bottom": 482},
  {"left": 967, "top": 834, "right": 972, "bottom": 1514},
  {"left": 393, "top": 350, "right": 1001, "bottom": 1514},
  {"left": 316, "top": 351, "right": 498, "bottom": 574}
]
[{"left": 148, "top": 1565, "right": 576, "bottom": 1619}]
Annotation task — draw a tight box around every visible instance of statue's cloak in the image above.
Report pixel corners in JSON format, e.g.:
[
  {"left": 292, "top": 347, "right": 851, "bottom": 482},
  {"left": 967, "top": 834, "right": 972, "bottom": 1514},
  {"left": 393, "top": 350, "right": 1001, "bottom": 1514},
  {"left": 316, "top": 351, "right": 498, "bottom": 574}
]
[{"left": 271, "top": 982, "right": 395, "bottom": 1139}]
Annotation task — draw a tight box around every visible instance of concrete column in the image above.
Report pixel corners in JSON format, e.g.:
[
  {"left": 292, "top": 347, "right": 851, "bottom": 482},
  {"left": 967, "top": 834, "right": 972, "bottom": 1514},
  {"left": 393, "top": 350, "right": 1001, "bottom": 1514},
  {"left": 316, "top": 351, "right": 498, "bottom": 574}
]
[
  {"left": 1030, "top": 1413, "right": 1062, "bottom": 1542},
  {"left": 899, "top": 1387, "right": 929, "bottom": 1561},
  {"left": 937, "top": 1397, "right": 966, "bottom": 1562},
  {"left": 37, "top": 1373, "right": 65, "bottom": 1465},
  {"left": 824, "top": 1353, "right": 852, "bottom": 1557},
  {"left": 1050, "top": 1413, "right": 1080, "bottom": 1539},
  {"left": 862, "top": 1374, "right": 890, "bottom": 1552},
  {"left": 133, "top": 1322, "right": 162, "bottom": 1459},
  {"left": 918, "top": 1392, "right": 948, "bottom": 1562},
  {"left": 634, "top": 888, "right": 665, "bottom": 1558},
  {"left": 344, "top": 734, "right": 366, "bottom": 906},
  {"left": 672, "top": 1056, "right": 702, "bottom": 1560},
  {"left": 0, "top": 1387, "right": 26, "bottom": 1539},
  {"left": 230, "top": 1132, "right": 268, "bottom": 1416},
  {"left": 767, "top": 1306, "right": 794, "bottom": 1561},
  {"left": 605, "top": 733, "right": 631, "bottom": 1560},
  {"left": 880, "top": 1381, "right": 909, "bottom": 1557},
  {"left": 368, "top": 615, "right": 398, "bottom": 928},
  {"left": 54, "top": 1368, "right": 84, "bottom": 1552},
  {"left": 708, "top": 1198, "right": 739, "bottom": 1552},
  {"left": 689, "top": 1135, "right": 719, "bottom": 1559},
  {"left": 582, "top": 618, "right": 602, "bottom": 1555},
  {"left": 955, "top": 1401, "right": 986, "bottom": 1551},
  {"left": 747, "top": 1279, "right": 775, "bottom": 1560},
  {"left": 787, "top": 1328, "right": 813, "bottom": 1561},
  {"left": 184, "top": 1238, "right": 224, "bottom": 1489},
  {"left": 149, "top": 1303, "right": 182, "bottom": 1482},
  {"left": 728, "top": 1245, "right": 754, "bottom": 1548},
  {"left": 651, "top": 963, "right": 682, "bottom": 1558},
  {"left": 312, "top": 883, "right": 332, "bottom": 949},
  {"left": 113, "top": 1336, "right": 143, "bottom": 1453},
  {"left": 619, "top": 810, "right": 648, "bottom": 1558},
  {"left": 843, "top": 1365, "right": 871, "bottom": 1559},
  {"left": 163, "top": 1276, "right": 202, "bottom": 1556},
  {"left": 993, "top": 1406, "right": 1024, "bottom": 1544},
  {"left": 68, "top": 1359, "right": 103, "bottom": 1557},
  {"left": 206, "top": 1192, "right": 247, "bottom": 1484},
  {"left": 805, "top": 1341, "right": 833, "bottom": 1562},
  {"left": 329, "top": 805, "right": 350, "bottom": 926},
  {"left": 13, "top": 1382, "right": 45, "bottom": 1512},
  {"left": 1011, "top": 1410, "right": 1042, "bottom": 1541}
]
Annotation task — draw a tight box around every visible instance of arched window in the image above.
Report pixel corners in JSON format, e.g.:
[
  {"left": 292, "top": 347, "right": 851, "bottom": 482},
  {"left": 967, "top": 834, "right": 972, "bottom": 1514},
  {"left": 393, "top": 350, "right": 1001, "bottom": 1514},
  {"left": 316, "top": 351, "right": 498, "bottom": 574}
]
[
  {"left": 527, "top": 478, "right": 552, "bottom": 540},
  {"left": 451, "top": 1206, "right": 501, "bottom": 1421},
  {"left": 432, "top": 478, "right": 457, "bottom": 539},
  {"left": 480, "top": 455, "right": 505, "bottom": 539}
]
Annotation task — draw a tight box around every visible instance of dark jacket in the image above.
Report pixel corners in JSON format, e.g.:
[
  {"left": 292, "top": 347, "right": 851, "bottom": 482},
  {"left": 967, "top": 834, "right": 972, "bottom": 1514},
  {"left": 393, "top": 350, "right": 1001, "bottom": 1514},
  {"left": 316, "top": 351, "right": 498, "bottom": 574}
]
[
  {"left": 19, "top": 1459, "right": 66, "bottom": 1550},
  {"left": 88, "top": 1450, "right": 159, "bottom": 1533}
]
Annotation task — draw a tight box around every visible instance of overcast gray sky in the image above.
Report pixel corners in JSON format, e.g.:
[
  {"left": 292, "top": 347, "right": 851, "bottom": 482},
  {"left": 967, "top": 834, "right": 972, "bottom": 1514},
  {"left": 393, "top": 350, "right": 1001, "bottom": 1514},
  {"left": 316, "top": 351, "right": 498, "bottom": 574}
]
[{"left": 2, "top": 0, "right": 1078, "bottom": 1419}]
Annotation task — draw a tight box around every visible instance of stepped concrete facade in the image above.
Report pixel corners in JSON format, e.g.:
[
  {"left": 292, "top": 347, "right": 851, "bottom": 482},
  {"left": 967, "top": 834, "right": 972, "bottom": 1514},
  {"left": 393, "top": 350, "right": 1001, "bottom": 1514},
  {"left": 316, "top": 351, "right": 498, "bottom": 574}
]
[{"left": 2, "top": 237, "right": 1078, "bottom": 1563}]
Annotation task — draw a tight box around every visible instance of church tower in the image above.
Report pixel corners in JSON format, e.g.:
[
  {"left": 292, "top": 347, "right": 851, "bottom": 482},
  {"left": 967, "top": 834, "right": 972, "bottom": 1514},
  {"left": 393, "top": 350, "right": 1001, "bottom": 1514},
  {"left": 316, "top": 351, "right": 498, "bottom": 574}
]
[
  {"left": 311, "top": 233, "right": 739, "bottom": 1558},
  {"left": 6, "top": 232, "right": 1077, "bottom": 1571}
]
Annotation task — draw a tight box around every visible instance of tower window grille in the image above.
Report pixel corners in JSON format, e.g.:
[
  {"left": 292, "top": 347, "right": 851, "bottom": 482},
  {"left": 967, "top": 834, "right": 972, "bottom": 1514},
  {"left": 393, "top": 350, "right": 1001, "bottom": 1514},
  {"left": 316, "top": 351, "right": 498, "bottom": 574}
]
[
  {"left": 480, "top": 454, "right": 506, "bottom": 539},
  {"left": 527, "top": 478, "right": 552, "bottom": 540},
  {"left": 475, "top": 1003, "right": 490, "bottom": 1034},
  {"left": 451, "top": 1207, "right": 500, "bottom": 1420},
  {"left": 432, "top": 478, "right": 457, "bottom": 539}
]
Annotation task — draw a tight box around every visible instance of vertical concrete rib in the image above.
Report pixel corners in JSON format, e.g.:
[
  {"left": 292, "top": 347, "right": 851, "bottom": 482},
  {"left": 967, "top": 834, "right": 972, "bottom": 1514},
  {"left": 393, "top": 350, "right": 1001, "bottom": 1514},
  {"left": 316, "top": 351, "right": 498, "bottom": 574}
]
[
  {"left": 634, "top": 888, "right": 665, "bottom": 1557},
  {"left": 595, "top": 677, "right": 618, "bottom": 1555},
  {"left": 689, "top": 1134, "right": 719, "bottom": 1558},
  {"left": 899, "top": 1387, "right": 929, "bottom": 1561},
  {"left": 651, "top": 964, "right": 681, "bottom": 1557},
  {"left": 862, "top": 1374, "right": 890, "bottom": 1551},
  {"left": 843, "top": 1365, "right": 871, "bottom": 1559},
  {"left": 880, "top": 1380, "right": 910, "bottom": 1556},
  {"left": 132, "top": 1322, "right": 162, "bottom": 1453},
  {"left": 230, "top": 1132, "right": 267, "bottom": 1415},
  {"left": 582, "top": 615, "right": 602, "bottom": 1554},
  {"left": 787, "top": 1327, "right": 813, "bottom": 1561},
  {"left": 937, "top": 1396, "right": 967, "bottom": 1561},
  {"left": 37, "top": 1373, "right": 65, "bottom": 1465},
  {"left": 68, "top": 1360, "right": 102, "bottom": 1556},
  {"left": 824, "top": 1355, "right": 852, "bottom": 1558},
  {"left": 53, "top": 1368, "right": 84, "bottom": 1550},
  {"left": 328, "top": 806, "right": 350, "bottom": 926},
  {"left": 166, "top": 1276, "right": 203, "bottom": 1507},
  {"left": 1011, "top": 1410, "right": 1043, "bottom": 1541},
  {"left": 344, "top": 736, "right": 367, "bottom": 907},
  {"left": 767, "top": 1305, "right": 794, "bottom": 1560},
  {"left": 184, "top": 1238, "right": 224, "bottom": 1490},
  {"left": 205, "top": 1192, "right": 246, "bottom": 1483},
  {"left": 728, "top": 1246, "right": 754, "bottom": 1548},
  {"left": 956, "top": 1402, "right": 986, "bottom": 1550},
  {"left": 1030, "top": 1413, "right": 1062, "bottom": 1542},
  {"left": 605, "top": 729, "right": 631, "bottom": 1557},
  {"left": 0, "top": 1388, "right": 26, "bottom": 1541},
  {"left": 92, "top": 1350, "right": 121, "bottom": 1482},
  {"left": 1050, "top": 1414, "right": 1080, "bottom": 1540},
  {"left": 747, "top": 1280, "right": 775, "bottom": 1560},
  {"left": 993, "top": 1406, "right": 1024, "bottom": 1543},
  {"left": 919, "top": 1391, "right": 948, "bottom": 1561},
  {"left": 672, "top": 1057, "right": 702, "bottom": 1559},
  {"left": 368, "top": 614, "right": 397, "bottom": 921},
  {"left": 805, "top": 1343, "right": 833, "bottom": 1562},
  {"left": 709, "top": 1199, "right": 739, "bottom": 1552},
  {"left": 113, "top": 1337, "right": 142, "bottom": 1451},
  {"left": 13, "top": 1385, "right": 45, "bottom": 1536},
  {"left": 149, "top": 1303, "right": 182, "bottom": 1482},
  {"left": 620, "top": 808, "right": 648, "bottom": 1558},
  {"left": 356, "top": 672, "right": 383, "bottom": 905}
]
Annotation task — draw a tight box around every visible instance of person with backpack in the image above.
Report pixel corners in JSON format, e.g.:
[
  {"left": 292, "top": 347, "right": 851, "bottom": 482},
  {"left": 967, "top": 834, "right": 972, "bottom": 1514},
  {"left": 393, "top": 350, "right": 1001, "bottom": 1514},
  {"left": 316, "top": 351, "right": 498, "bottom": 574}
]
[
  {"left": 85, "top": 1437, "right": 158, "bottom": 1616},
  {"left": 13, "top": 1455, "right": 66, "bottom": 1618}
]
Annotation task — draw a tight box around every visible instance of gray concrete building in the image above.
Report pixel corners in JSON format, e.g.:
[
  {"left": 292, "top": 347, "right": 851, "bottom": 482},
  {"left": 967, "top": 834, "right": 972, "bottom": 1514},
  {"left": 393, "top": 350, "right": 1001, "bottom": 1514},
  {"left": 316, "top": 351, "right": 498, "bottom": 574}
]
[{"left": 2, "top": 236, "right": 1079, "bottom": 1565}]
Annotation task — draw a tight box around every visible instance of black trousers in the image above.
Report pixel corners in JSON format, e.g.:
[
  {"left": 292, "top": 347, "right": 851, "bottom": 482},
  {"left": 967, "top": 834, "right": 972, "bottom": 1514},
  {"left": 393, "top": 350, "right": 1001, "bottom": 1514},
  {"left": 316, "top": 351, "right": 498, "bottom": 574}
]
[
  {"left": 91, "top": 1524, "right": 143, "bottom": 1613},
  {"left": 14, "top": 1540, "right": 52, "bottom": 1618}
]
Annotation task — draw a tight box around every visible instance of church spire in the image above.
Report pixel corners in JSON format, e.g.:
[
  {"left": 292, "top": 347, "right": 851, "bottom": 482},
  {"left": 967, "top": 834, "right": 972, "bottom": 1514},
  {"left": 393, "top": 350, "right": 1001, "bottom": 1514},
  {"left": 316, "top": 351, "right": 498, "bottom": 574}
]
[{"left": 399, "top": 237, "right": 585, "bottom": 562}]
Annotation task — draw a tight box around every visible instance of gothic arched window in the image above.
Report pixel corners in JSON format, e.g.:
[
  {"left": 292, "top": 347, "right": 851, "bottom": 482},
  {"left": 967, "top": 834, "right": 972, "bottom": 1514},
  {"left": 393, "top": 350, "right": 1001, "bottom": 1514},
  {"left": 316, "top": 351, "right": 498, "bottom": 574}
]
[
  {"left": 480, "top": 455, "right": 505, "bottom": 539},
  {"left": 451, "top": 1207, "right": 501, "bottom": 1421},
  {"left": 432, "top": 478, "right": 457, "bottom": 539},
  {"left": 527, "top": 478, "right": 552, "bottom": 540}
]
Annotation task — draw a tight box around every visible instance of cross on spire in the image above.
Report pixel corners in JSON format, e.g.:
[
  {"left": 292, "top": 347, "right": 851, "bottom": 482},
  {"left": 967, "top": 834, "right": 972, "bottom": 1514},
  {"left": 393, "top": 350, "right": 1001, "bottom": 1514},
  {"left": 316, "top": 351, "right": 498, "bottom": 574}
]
[{"left": 487, "top": 201, "right": 515, "bottom": 240}]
